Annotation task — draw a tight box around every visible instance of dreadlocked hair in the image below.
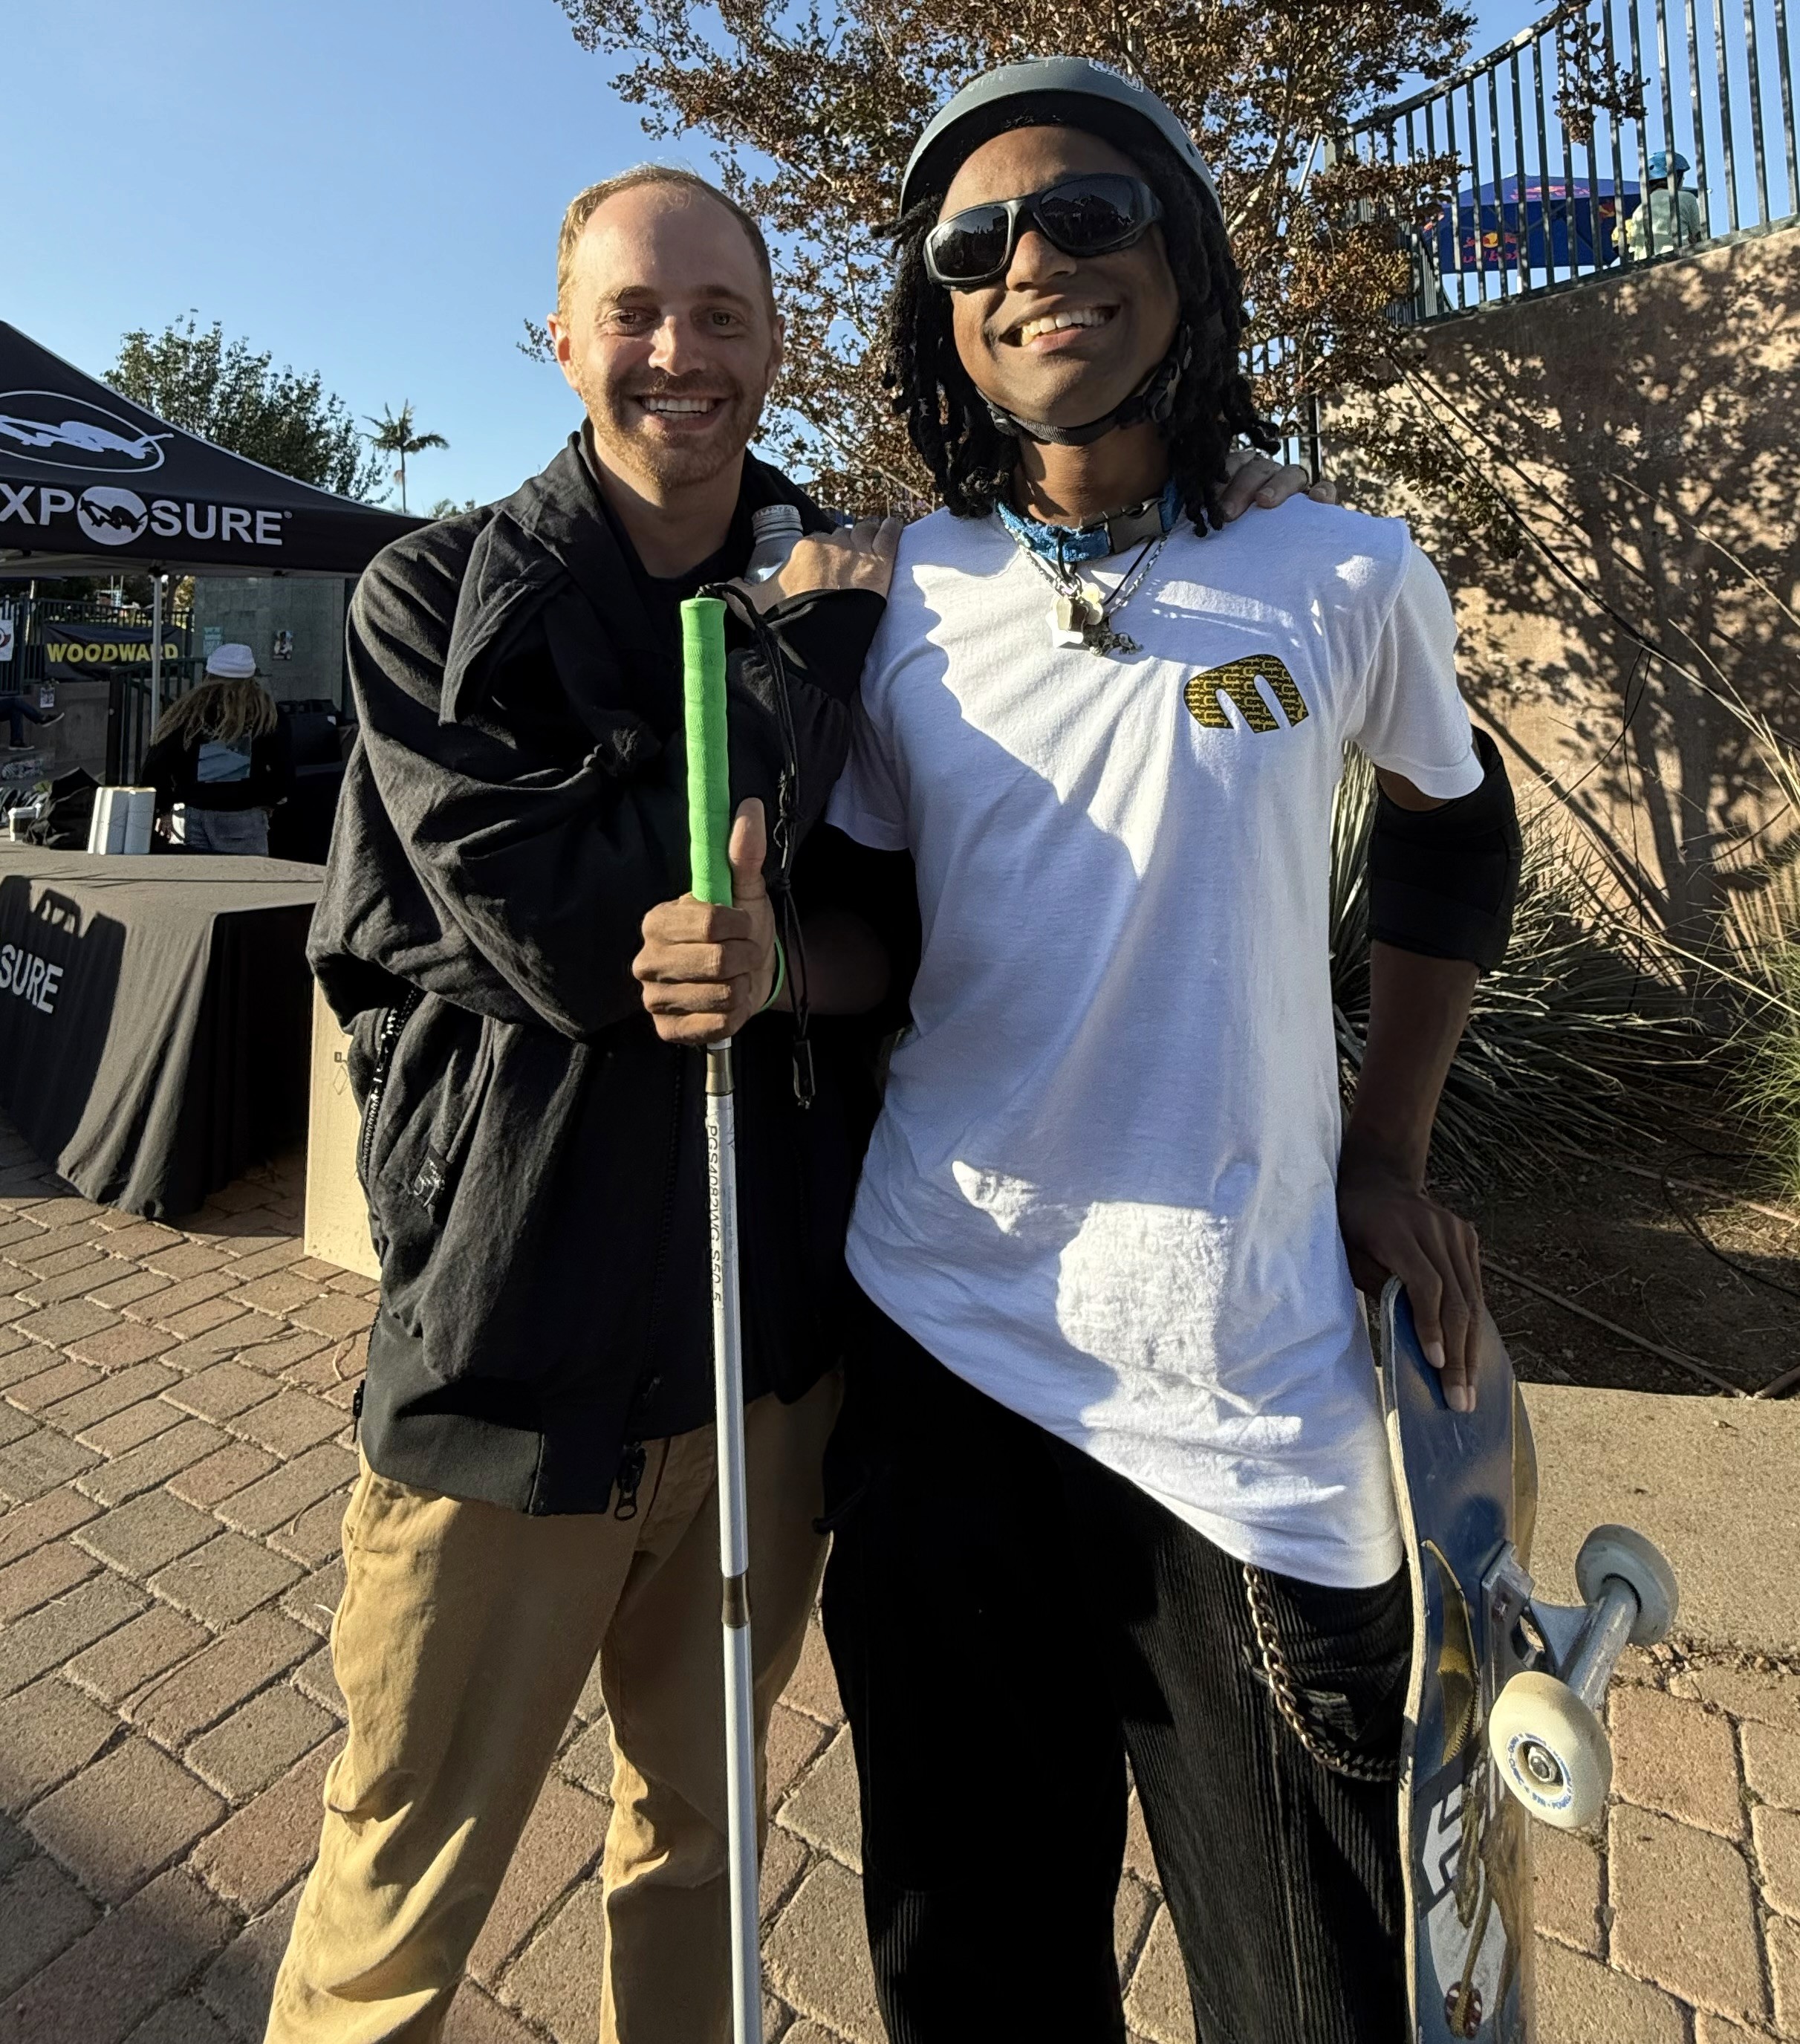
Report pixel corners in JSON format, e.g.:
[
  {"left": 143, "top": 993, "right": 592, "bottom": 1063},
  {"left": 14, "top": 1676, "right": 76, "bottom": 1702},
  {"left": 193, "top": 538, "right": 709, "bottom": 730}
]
[
  {"left": 153, "top": 676, "right": 279, "bottom": 749},
  {"left": 880, "top": 126, "right": 1279, "bottom": 533}
]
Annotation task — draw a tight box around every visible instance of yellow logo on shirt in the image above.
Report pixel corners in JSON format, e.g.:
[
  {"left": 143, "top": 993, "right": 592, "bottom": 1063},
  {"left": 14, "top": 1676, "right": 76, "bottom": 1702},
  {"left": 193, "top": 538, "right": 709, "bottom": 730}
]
[{"left": 1183, "top": 657, "right": 1310, "bottom": 733}]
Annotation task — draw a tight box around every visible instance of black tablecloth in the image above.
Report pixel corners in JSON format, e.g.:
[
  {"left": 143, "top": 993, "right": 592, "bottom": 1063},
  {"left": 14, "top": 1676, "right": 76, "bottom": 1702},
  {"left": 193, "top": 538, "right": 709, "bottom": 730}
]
[{"left": 0, "top": 846, "right": 322, "bottom": 1218}]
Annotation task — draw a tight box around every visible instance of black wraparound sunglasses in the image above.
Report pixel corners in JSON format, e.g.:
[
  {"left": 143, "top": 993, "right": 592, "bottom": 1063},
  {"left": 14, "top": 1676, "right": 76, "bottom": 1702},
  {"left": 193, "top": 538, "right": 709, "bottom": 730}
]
[{"left": 923, "top": 174, "right": 1164, "bottom": 288}]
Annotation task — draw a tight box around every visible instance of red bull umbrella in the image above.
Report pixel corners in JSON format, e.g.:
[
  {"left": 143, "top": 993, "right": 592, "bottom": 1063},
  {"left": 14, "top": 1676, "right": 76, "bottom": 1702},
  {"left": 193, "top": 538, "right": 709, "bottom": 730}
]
[{"left": 1435, "top": 175, "right": 1642, "bottom": 273}]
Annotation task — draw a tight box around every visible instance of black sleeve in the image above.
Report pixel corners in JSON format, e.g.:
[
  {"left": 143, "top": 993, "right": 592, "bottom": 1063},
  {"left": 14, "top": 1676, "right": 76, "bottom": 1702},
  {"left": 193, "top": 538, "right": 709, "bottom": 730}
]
[
  {"left": 347, "top": 539, "right": 884, "bottom": 1040},
  {"left": 250, "top": 723, "right": 296, "bottom": 808},
  {"left": 759, "top": 589, "right": 885, "bottom": 696},
  {"left": 1368, "top": 730, "right": 1520, "bottom": 973},
  {"left": 139, "top": 734, "right": 185, "bottom": 812}
]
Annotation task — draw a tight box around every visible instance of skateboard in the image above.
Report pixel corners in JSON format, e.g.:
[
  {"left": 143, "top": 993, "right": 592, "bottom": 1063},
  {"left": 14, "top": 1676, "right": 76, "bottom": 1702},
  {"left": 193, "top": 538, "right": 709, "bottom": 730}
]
[{"left": 1377, "top": 1279, "right": 1679, "bottom": 2042}]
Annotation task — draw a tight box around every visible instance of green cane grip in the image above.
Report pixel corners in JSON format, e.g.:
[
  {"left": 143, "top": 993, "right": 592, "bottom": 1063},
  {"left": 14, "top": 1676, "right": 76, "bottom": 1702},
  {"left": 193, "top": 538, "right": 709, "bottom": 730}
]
[{"left": 680, "top": 596, "right": 731, "bottom": 908}]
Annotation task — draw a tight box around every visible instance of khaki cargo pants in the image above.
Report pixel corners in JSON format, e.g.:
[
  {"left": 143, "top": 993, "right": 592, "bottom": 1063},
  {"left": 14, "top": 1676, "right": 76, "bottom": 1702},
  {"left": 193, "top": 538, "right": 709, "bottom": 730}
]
[{"left": 265, "top": 1374, "right": 839, "bottom": 2044}]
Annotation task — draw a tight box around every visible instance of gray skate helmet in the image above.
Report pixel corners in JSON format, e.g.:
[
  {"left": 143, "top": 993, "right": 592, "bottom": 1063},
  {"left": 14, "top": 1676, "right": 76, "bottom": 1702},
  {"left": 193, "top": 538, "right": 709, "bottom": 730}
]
[
  {"left": 899, "top": 57, "right": 1221, "bottom": 224},
  {"left": 897, "top": 57, "right": 1224, "bottom": 448}
]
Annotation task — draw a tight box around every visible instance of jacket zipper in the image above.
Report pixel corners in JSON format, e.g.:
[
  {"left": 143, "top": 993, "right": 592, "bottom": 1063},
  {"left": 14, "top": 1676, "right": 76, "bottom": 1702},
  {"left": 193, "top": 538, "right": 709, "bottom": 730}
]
[
  {"left": 612, "top": 1441, "right": 646, "bottom": 1520},
  {"left": 356, "top": 987, "right": 423, "bottom": 1189}
]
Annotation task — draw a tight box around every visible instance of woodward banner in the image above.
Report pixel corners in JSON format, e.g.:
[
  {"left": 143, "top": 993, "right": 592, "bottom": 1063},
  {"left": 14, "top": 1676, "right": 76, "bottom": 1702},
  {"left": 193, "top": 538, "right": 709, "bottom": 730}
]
[{"left": 42, "top": 620, "right": 186, "bottom": 669}]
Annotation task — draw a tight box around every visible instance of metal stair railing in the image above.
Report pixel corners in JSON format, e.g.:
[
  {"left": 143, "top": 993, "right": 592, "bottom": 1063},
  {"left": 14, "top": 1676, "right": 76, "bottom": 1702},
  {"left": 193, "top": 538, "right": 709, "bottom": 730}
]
[{"left": 1342, "top": 0, "right": 1799, "bottom": 322}]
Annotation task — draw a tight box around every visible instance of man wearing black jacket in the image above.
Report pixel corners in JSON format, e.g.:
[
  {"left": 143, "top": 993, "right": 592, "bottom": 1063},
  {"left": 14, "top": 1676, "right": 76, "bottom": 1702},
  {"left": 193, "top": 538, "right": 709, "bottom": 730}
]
[{"left": 267, "top": 167, "right": 904, "bottom": 2043}]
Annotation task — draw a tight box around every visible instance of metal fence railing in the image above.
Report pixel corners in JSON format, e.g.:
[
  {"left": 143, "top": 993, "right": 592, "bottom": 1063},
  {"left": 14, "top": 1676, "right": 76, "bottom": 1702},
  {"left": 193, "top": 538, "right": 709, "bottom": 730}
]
[
  {"left": 1342, "top": 0, "right": 1799, "bottom": 321},
  {"left": 107, "top": 660, "right": 207, "bottom": 787}
]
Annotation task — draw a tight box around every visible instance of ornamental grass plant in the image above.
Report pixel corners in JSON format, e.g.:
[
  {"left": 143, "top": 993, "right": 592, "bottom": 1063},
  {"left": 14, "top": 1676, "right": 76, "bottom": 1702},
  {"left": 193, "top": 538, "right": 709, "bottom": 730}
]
[
  {"left": 1737, "top": 947, "right": 1800, "bottom": 1199},
  {"left": 1328, "top": 747, "right": 1701, "bottom": 1186},
  {"left": 1706, "top": 712, "right": 1800, "bottom": 1200}
]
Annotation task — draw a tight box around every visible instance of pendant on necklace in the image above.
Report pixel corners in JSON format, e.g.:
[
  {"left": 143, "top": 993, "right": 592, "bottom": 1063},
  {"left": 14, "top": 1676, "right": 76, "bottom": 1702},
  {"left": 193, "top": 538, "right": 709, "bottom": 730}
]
[
  {"left": 1051, "top": 587, "right": 1095, "bottom": 646},
  {"left": 1051, "top": 582, "right": 1114, "bottom": 651},
  {"left": 1050, "top": 585, "right": 1136, "bottom": 656}
]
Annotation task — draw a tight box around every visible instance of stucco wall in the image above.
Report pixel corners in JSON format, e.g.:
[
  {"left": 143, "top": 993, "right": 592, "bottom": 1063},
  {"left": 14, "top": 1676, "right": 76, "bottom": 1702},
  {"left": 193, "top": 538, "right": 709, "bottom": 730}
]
[
  {"left": 190, "top": 576, "right": 348, "bottom": 706},
  {"left": 1328, "top": 221, "right": 1799, "bottom": 935}
]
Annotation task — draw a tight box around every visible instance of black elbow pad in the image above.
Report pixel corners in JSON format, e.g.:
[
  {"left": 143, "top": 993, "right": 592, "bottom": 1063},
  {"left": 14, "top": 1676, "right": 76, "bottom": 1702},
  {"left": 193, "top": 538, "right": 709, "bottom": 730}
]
[{"left": 1367, "top": 729, "right": 1521, "bottom": 972}]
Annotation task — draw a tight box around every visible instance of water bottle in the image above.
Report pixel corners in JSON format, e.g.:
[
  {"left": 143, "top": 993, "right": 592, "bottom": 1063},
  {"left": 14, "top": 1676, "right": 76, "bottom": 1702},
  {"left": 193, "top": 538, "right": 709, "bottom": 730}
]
[{"left": 742, "top": 504, "right": 805, "bottom": 584}]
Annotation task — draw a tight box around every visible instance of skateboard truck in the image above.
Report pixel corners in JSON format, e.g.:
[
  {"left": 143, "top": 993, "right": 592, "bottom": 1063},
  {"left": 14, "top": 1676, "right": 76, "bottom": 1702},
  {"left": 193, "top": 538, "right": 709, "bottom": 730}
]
[{"left": 1482, "top": 1525, "right": 1680, "bottom": 1831}]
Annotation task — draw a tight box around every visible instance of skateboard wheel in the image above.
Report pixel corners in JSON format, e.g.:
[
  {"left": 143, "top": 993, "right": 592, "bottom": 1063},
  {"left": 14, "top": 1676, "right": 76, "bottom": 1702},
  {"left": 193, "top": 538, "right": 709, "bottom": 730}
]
[
  {"left": 1574, "top": 1525, "right": 1680, "bottom": 1644},
  {"left": 1489, "top": 1670, "right": 1612, "bottom": 1829}
]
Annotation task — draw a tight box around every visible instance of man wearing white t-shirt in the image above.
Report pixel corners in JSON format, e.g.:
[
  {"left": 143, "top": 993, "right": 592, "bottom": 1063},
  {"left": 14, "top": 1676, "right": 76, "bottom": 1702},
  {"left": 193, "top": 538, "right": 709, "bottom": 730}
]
[
  {"left": 643, "top": 58, "right": 1521, "bottom": 2044},
  {"left": 825, "top": 62, "right": 1527, "bottom": 2044}
]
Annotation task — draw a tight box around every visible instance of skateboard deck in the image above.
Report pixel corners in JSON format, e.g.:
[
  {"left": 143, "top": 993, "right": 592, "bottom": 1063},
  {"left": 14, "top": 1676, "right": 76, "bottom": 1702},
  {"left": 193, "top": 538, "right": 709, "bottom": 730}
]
[{"left": 1378, "top": 1280, "right": 1537, "bottom": 2043}]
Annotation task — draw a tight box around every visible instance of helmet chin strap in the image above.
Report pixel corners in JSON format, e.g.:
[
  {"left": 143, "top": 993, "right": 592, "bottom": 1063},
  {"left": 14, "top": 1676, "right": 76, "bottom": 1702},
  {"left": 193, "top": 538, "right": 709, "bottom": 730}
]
[{"left": 982, "top": 323, "right": 1193, "bottom": 448}]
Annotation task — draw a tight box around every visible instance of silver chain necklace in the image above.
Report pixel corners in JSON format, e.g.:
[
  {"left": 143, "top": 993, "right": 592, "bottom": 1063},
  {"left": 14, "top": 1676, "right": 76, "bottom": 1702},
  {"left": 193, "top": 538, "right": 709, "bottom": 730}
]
[{"left": 1016, "top": 531, "right": 1169, "bottom": 657}]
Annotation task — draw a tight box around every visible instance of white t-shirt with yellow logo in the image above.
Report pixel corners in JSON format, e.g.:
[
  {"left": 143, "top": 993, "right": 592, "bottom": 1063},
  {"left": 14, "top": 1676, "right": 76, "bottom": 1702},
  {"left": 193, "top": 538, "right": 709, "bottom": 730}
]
[{"left": 825, "top": 497, "right": 1484, "bottom": 1589}]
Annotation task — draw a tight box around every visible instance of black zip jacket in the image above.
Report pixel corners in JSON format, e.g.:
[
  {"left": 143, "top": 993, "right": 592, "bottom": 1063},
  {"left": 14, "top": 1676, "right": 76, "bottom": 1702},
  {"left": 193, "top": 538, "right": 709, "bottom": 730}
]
[{"left": 307, "top": 436, "right": 905, "bottom": 1513}]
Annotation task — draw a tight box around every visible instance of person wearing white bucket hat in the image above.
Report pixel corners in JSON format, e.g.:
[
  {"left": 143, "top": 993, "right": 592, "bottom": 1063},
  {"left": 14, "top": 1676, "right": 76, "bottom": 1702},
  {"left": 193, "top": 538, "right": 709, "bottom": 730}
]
[{"left": 141, "top": 640, "right": 293, "bottom": 854}]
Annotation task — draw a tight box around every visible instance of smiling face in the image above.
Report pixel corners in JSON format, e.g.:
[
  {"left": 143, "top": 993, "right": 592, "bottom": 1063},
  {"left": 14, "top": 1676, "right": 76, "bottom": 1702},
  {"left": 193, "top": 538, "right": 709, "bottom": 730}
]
[
  {"left": 940, "top": 125, "right": 1180, "bottom": 435},
  {"left": 547, "top": 181, "right": 784, "bottom": 493}
]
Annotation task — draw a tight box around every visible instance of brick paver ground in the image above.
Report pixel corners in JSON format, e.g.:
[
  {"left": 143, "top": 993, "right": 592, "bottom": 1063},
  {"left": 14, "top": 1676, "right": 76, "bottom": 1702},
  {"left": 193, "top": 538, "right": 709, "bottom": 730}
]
[{"left": 0, "top": 1111, "right": 1795, "bottom": 2043}]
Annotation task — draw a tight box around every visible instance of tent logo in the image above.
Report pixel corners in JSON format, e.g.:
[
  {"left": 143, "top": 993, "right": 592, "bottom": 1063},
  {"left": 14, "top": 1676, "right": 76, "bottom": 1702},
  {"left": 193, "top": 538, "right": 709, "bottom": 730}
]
[
  {"left": 77, "top": 487, "right": 150, "bottom": 547},
  {"left": 0, "top": 392, "right": 169, "bottom": 475}
]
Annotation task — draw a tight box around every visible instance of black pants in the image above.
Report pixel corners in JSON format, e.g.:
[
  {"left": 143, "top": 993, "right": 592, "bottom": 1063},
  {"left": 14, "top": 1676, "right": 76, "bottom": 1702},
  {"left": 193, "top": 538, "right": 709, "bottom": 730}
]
[
  {"left": 819, "top": 1292, "right": 1412, "bottom": 2044},
  {"left": 0, "top": 695, "right": 48, "bottom": 748}
]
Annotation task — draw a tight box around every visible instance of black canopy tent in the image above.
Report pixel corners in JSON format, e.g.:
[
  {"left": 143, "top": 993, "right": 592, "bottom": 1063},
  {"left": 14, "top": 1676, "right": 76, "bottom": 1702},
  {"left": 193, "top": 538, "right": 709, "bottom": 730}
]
[
  {"left": 0, "top": 319, "right": 420, "bottom": 581},
  {"left": 0, "top": 320, "right": 421, "bottom": 774}
]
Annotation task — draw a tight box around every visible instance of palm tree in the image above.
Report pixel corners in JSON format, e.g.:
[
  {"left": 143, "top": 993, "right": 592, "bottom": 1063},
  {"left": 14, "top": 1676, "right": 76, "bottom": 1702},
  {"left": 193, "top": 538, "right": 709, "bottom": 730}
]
[{"left": 364, "top": 401, "right": 449, "bottom": 513}]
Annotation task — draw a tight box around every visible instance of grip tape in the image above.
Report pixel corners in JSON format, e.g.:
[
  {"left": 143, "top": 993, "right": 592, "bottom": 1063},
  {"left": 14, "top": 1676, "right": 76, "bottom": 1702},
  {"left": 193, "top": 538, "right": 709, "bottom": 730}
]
[{"left": 680, "top": 596, "right": 731, "bottom": 908}]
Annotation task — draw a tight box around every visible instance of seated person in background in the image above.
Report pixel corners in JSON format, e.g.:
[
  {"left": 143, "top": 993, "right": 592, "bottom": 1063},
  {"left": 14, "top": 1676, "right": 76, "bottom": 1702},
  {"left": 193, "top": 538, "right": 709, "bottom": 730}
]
[{"left": 142, "top": 643, "right": 293, "bottom": 855}]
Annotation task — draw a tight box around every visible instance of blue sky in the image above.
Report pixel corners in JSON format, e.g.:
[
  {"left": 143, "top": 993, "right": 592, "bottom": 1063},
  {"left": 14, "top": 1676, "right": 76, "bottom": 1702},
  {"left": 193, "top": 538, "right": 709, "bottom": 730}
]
[{"left": 6, "top": 1, "right": 1521, "bottom": 510}]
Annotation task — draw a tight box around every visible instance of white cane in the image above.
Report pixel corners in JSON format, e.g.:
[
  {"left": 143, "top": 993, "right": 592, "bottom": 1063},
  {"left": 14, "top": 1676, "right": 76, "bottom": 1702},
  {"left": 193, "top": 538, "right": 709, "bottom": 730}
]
[{"left": 680, "top": 595, "right": 762, "bottom": 2044}]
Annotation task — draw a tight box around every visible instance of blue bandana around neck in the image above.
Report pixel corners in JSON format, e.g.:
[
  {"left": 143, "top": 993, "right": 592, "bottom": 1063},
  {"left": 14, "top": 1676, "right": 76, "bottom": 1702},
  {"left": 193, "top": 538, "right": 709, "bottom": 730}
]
[{"left": 995, "top": 478, "right": 1184, "bottom": 568}]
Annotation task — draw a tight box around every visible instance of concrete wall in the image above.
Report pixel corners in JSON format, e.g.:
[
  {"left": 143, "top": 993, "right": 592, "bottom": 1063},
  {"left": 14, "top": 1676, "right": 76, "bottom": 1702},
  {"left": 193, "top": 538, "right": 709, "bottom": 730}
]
[
  {"left": 190, "top": 577, "right": 348, "bottom": 706},
  {"left": 45, "top": 677, "right": 108, "bottom": 783},
  {"left": 1328, "top": 221, "right": 1800, "bottom": 937}
]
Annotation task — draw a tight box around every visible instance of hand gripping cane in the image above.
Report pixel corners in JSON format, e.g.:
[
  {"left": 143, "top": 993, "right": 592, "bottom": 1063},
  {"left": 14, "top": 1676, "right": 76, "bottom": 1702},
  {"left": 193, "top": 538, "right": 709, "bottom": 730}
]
[{"left": 680, "top": 596, "right": 763, "bottom": 2044}]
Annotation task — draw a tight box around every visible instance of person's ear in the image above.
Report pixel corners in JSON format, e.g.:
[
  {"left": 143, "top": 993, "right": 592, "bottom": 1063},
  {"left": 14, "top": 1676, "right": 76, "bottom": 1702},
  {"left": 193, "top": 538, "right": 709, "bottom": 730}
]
[
  {"left": 767, "top": 308, "right": 787, "bottom": 393},
  {"left": 545, "top": 311, "right": 581, "bottom": 395}
]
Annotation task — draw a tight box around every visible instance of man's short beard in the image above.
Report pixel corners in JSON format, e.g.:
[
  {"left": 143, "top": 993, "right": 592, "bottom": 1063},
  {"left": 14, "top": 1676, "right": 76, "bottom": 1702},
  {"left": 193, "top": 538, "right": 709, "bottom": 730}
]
[{"left": 579, "top": 365, "right": 763, "bottom": 489}]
